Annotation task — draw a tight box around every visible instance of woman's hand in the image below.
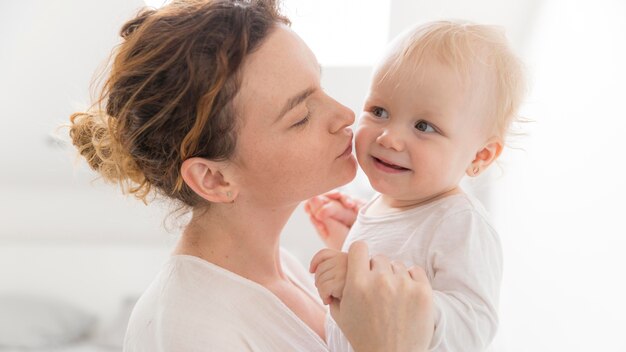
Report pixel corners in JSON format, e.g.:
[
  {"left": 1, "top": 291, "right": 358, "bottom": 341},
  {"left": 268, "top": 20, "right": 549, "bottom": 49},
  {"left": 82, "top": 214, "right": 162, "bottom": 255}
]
[{"left": 330, "top": 241, "right": 435, "bottom": 352}]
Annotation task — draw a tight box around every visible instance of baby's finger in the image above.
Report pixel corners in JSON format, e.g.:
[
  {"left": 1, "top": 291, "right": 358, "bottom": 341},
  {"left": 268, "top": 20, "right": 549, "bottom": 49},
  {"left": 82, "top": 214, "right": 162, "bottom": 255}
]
[
  {"left": 316, "top": 278, "right": 345, "bottom": 304},
  {"left": 315, "top": 266, "right": 340, "bottom": 287},
  {"left": 309, "top": 214, "right": 328, "bottom": 237},
  {"left": 306, "top": 196, "right": 329, "bottom": 215},
  {"left": 309, "top": 248, "right": 339, "bottom": 273},
  {"left": 314, "top": 280, "right": 334, "bottom": 305},
  {"left": 316, "top": 202, "right": 357, "bottom": 226},
  {"left": 313, "top": 255, "right": 342, "bottom": 280},
  {"left": 324, "top": 191, "right": 357, "bottom": 209}
]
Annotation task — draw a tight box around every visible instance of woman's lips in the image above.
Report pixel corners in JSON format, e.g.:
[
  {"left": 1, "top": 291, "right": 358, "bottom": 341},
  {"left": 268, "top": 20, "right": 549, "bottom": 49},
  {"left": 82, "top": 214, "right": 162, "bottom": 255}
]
[
  {"left": 372, "top": 156, "right": 410, "bottom": 173},
  {"left": 338, "top": 142, "right": 353, "bottom": 158}
]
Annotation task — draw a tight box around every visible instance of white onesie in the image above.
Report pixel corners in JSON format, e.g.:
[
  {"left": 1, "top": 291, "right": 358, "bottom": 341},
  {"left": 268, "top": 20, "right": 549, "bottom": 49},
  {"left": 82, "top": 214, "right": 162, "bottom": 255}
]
[{"left": 326, "top": 193, "right": 503, "bottom": 352}]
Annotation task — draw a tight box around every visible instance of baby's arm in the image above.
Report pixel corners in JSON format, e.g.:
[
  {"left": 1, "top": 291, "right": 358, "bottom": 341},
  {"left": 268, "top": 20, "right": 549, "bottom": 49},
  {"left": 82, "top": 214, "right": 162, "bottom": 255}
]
[
  {"left": 428, "top": 210, "right": 503, "bottom": 352},
  {"left": 309, "top": 248, "right": 348, "bottom": 305}
]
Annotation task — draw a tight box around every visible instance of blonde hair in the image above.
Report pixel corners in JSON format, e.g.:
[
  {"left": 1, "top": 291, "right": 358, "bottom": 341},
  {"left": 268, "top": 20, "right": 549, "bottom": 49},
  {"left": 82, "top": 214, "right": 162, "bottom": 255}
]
[{"left": 383, "top": 20, "right": 526, "bottom": 139}]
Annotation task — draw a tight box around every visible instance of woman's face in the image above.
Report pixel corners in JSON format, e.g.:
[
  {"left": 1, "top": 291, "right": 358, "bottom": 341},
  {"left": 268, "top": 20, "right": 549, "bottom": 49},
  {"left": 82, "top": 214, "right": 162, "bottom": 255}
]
[{"left": 229, "top": 25, "right": 357, "bottom": 207}]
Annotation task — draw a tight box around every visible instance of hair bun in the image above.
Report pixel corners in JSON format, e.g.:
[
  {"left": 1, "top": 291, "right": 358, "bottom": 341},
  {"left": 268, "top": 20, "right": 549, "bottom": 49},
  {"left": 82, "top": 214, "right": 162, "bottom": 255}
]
[
  {"left": 69, "top": 111, "right": 112, "bottom": 172},
  {"left": 69, "top": 111, "right": 151, "bottom": 202}
]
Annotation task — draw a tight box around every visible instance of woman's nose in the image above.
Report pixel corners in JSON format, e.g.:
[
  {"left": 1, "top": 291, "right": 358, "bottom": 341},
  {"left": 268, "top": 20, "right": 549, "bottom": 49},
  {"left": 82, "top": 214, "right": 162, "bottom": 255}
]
[
  {"left": 329, "top": 99, "right": 355, "bottom": 133},
  {"left": 376, "top": 127, "right": 405, "bottom": 151}
]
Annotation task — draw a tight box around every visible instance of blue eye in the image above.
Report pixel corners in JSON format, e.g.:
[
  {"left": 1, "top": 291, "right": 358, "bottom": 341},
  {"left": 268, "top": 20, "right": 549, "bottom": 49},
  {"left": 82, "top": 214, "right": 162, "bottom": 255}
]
[
  {"left": 415, "top": 120, "right": 435, "bottom": 133},
  {"left": 372, "top": 106, "right": 389, "bottom": 119}
]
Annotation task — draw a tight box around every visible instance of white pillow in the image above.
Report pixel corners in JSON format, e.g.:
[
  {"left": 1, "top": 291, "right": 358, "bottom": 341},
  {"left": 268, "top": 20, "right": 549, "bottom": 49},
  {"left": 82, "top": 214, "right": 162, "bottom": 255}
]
[{"left": 0, "top": 293, "right": 96, "bottom": 348}]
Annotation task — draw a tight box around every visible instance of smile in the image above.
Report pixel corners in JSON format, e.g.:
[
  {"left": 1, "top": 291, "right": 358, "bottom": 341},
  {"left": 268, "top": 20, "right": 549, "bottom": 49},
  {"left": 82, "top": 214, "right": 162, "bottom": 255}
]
[{"left": 372, "top": 156, "right": 410, "bottom": 173}]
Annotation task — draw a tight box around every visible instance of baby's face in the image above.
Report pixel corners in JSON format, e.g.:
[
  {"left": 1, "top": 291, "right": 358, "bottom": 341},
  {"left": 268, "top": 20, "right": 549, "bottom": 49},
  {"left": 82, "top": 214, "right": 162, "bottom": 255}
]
[{"left": 355, "top": 57, "right": 492, "bottom": 203}]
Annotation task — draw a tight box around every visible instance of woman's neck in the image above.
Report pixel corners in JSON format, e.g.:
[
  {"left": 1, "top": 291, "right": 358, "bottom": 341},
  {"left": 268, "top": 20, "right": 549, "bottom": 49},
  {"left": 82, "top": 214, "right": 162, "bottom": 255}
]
[{"left": 173, "top": 200, "right": 298, "bottom": 285}]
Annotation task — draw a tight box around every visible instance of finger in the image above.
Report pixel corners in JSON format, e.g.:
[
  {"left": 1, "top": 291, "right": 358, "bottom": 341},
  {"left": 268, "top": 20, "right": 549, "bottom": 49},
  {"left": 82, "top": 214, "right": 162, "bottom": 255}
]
[
  {"left": 309, "top": 214, "right": 328, "bottom": 237},
  {"left": 315, "top": 283, "right": 333, "bottom": 305},
  {"left": 307, "top": 196, "right": 329, "bottom": 215},
  {"left": 315, "top": 261, "right": 346, "bottom": 287},
  {"left": 408, "top": 265, "right": 428, "bottom": 282},
  {"left": 370, "top": 254, "right": 393, "bottom": 274},
  {"left": 324, "top": 191, "right": 357, "bottom": 209},
  {"left": 304, "top": 201, "right": 310, "bottom": 214},
  {"left": 309, "top": 248, "right": 339, "bottom": 273},
  {"left": 329, "top": 298, "right": 340, "bottom": 321},
  {"left": 322, "top": 190, "right": 343, "bottom": 199},
  {"left": 317, "top": 202, "right": 357, "bottom": 226},
  {"left": 323, "top": 217, "right": 349, "bottom": 240},
  {"left": 346, "top": 241, "right": 370, "bottom": 280},
  {"left": 314, "top": 256, "right": 342, "bottom": 279},
  {"left": 391, "top": 260, "right": 410, "bottom": 277},
  {"left": 316, "top": 277, "right": 344, "bottom": 302}
]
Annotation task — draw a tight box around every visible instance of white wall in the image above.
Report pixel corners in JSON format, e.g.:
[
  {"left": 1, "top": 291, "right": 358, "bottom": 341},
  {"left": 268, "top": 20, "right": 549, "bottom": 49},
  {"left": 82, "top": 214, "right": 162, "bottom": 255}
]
[{"left": 491, "top": 1, "right": 626, "bottom": 351}]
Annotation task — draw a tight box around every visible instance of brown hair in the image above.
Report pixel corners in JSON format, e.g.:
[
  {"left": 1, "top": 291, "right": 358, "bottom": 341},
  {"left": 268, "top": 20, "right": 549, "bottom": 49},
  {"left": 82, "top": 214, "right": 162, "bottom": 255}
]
[{"left": 69, "top": 0, "right": 289, "bottom": 207}]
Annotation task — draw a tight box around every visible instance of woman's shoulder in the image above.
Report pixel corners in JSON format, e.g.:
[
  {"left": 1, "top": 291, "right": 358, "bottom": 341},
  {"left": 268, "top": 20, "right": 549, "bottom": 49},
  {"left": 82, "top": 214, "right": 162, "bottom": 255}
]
[
  {"left": 124, "top": 256, "right": 260, "bottom": 350},
  {"left": 137, "top": 255, "right": 258, "bottom": 310},
  {"left": 137, "top": 256, "right": 273, "bottom": 323}
]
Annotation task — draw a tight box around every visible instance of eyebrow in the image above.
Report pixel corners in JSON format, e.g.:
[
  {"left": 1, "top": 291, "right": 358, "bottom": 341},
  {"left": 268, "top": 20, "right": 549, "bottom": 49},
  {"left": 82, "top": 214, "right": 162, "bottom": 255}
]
[{"left": 275, "top": 86, "right": 316, "bottom": 123}]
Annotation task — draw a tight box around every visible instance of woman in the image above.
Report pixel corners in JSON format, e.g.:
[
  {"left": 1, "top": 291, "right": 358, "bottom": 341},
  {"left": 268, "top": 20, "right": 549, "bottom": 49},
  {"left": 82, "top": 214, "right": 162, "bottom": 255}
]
[{"left": 69, "top": 0, "right": 433, "bottom": 351}]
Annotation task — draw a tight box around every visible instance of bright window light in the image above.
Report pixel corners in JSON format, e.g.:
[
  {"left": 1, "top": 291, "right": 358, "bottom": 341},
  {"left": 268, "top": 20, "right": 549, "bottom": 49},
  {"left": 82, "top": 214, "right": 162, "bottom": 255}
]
[
  {"left": 144, "top": 0, "right": 391, "bottom": 66},
  {"left": 283, "top": 0, "right": 390, "bottom": 66},
  {"left": 144, "top": 0, "right": 170, "bottom": 8}
]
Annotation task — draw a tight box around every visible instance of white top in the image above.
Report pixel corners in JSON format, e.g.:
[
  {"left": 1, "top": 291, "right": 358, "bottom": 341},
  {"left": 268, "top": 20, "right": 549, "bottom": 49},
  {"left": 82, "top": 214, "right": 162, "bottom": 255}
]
[
  {"left": 326, "top": 193, "right": 503, "bottom": 352},
  {"left": 124, "top": 249, "right": 329, "bottom": 352}
]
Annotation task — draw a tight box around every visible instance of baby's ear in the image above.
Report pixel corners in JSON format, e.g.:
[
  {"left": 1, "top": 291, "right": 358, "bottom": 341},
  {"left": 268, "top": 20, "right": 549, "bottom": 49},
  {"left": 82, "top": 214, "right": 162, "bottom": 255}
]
[
  {"left": 180, "top": 157, "right": 239, "bottom": 203},
  {"left": 466, "top": 137, "right": 503, "bottom": 177}
]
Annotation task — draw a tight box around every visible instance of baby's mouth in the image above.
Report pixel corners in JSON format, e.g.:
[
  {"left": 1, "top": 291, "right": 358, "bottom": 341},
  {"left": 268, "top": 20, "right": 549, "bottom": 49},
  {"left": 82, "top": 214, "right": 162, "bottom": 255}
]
[{"left": 373, "top": 157, "right": 410, "bottom": 171}]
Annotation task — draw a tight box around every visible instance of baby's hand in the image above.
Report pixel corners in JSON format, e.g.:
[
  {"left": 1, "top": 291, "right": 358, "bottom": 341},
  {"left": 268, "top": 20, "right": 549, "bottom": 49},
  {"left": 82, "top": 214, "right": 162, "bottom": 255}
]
[
  {"left": 309, "top": 248, "right": 349, "bottom": 305},
  {"left": 304, "top": 191, "right": 364, "bottom": 250}
]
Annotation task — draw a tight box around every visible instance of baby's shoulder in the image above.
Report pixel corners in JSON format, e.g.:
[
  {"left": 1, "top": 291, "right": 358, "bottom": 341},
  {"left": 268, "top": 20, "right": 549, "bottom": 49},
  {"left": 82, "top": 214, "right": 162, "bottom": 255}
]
[
  {"left": 428, "top": 194, "right": 499, "bottom": 243},
  {"left": 430, "top": 193, "right": 489, "bottom": 220}
]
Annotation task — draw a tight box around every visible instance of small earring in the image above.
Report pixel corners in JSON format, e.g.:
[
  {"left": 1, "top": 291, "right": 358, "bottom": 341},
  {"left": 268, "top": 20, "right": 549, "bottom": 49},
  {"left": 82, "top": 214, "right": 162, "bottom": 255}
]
[
  {"left": 472, "top": 166, "right": 480, "bottom": 175},
  {"left": 226, "top": 191, "right": 232, "bottom": 198}
]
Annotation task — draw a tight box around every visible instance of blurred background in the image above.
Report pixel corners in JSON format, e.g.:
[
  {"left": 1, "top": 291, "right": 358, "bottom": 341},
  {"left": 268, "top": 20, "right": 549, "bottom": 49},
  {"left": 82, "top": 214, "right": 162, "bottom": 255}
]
[{"left": 0, "top": 0, "right": 624, "bottom": 351}]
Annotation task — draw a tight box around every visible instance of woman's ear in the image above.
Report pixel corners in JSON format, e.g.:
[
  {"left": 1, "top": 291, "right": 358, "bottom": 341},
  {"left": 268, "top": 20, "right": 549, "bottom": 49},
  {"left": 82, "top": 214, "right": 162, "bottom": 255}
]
[
  {"left": 466, "top": 137, "right": 503, "bottom": 177},
  {"left": 180, "top": 157, "right": 239, "bottom": 203}
]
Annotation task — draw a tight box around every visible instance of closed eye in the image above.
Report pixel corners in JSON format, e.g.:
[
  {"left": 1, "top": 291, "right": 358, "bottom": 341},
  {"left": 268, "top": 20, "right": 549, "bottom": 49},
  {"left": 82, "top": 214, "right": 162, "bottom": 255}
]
[{"left": 291, "top": 112, "right": 310, "bottom": 128}]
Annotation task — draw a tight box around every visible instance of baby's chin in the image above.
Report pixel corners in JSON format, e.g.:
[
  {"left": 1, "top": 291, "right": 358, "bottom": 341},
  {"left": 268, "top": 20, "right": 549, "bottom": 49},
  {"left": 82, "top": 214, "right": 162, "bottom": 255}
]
[{"left": 365, "top": 174, "right": 402, "bottom": 198}]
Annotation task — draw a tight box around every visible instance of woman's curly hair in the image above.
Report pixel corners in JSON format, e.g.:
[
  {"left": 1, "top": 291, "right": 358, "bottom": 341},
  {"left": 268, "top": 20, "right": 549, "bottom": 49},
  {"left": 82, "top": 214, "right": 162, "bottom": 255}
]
[{"left": 69, "top": 0, "right": 289, "bottom": 207}]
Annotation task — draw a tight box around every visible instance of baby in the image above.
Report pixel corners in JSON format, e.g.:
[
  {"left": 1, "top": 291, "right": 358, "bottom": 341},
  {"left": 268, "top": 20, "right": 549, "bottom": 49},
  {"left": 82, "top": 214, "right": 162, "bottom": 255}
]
[{"left": 305, "top": 20, "right": 525, "bottom": 352}]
